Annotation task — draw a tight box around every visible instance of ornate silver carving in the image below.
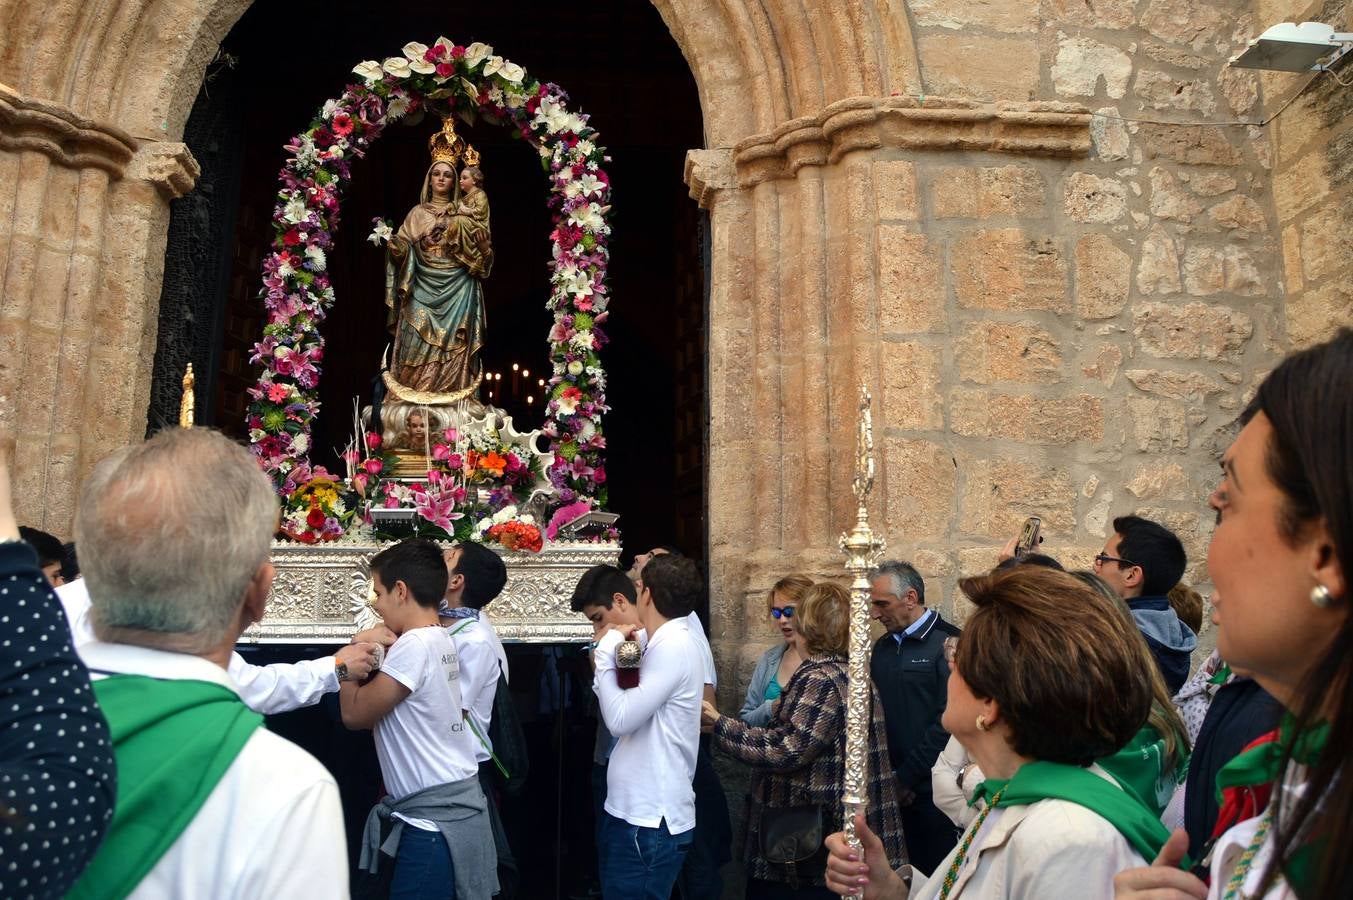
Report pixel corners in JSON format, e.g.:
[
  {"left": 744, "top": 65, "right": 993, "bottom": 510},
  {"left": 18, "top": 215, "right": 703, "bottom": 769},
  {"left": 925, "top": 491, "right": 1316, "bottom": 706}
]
[
  {"left": 839, "top": 385, "right": 885, "bottom": 852},
  {"left": 241, "top": 539, "right": 619, "bottom": 644}
]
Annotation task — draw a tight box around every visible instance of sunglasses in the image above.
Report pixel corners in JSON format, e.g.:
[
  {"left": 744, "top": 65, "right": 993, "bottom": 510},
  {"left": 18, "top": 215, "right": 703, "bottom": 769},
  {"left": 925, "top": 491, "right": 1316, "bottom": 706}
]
[
  {"left": 1094, "top": 553, "right": 1138, "bottom": 569},
  {"left": 770, "top": 606, "right": 795, "bottom": 620}
]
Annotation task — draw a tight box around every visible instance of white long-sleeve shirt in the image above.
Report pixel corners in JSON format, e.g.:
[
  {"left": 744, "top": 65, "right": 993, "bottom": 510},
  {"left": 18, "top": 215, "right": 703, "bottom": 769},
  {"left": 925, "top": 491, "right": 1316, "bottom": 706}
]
[
  {"left": 57, "top": 578, "right": 339, "bottom": 714},
  {"left": 593, "top": 618, "right": 702, "bottom": 834}
]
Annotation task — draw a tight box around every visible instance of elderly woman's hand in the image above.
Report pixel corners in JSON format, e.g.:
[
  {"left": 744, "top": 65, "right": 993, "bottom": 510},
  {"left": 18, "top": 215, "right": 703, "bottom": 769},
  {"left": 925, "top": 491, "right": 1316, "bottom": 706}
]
[
  {"left": 824, "top": 815, "right": 908, "bottom": 899},
  {"left": 1112, "top": 830, "right": 1206, "bottom": 899}
]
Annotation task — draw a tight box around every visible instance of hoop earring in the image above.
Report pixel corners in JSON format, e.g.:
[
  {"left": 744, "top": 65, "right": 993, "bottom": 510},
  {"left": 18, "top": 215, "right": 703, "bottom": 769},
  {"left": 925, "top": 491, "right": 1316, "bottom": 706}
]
[
  {"left": 1311, "top": 584, "right": 1333, "bottom": 608},
  {"left": 976, "top": 714, "right": 989, "bottom": 732}
]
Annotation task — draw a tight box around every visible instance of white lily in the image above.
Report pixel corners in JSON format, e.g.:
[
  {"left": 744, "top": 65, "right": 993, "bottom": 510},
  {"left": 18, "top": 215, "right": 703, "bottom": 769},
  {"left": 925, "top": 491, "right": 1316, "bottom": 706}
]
[
  {"left": 575, "top": 173, "right": 604, "bottom": 197},
  {"left": 499, "top": 61, "right": 525, "bottom": 84},
  {"left": 482, "top": 55, "right": 504, "bottom": 78},
  {"left": 382, "top": 57, "right": 411, "bottom": 79},
  {"left": 465, "top": 42, "right": 493, "bottom": 68},
  {"left": 409, "top": 58, "right": 436, "bottom": 75},
  {"left": 368, "top": 221, "right": 394, "bottom": 245},
  {"left": 567, "top": 203, "right": 604, "bottom": 231},
  {"left": 434, "top": 36, "right": 455, "bottom": 55},
  {"left": 282, "top": 195, "right": 308, "bottom": 224},
  {"left": 402, "top": 41, "right": 430, "bottom": 61},
  {"left": 352, "top": 60, "right": 383, "bottom": 83}
]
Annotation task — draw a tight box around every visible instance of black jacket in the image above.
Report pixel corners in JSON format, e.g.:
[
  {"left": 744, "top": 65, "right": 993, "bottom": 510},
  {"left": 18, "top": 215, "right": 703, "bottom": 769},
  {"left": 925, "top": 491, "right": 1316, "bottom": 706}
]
[
  {"left": 870, "top": 609, "right": 961, "bottom": 792},
  {"left": 1183, "top": 677, "right": 1282, "bottom": 861}
]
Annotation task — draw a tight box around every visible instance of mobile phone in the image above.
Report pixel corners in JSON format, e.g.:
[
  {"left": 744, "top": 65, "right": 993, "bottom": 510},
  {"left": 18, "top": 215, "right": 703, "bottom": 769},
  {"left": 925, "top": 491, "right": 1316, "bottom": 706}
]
[{"left": 1014, "top": 516, "right": 1042, "bottom": 558}]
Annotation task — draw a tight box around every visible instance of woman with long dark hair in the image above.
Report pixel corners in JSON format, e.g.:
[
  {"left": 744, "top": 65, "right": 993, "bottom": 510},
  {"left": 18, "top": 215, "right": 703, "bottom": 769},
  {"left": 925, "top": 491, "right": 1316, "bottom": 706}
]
[{"left": 1114, "top": 328, "right": 1353, "bottom": 899}]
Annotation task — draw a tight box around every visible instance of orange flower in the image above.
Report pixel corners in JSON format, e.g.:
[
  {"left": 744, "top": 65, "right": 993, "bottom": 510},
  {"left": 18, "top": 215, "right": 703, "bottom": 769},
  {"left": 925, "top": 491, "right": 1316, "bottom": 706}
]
[{"left": 479, "top": 451, "right": 507, "bottom": 477}]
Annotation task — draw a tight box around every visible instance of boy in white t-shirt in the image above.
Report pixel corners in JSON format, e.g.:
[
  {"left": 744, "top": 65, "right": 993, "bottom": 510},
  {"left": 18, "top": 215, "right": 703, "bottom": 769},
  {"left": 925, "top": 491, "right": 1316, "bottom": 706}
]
[{"left": 341, "top": 539, "right": 497, "bottom": 900}]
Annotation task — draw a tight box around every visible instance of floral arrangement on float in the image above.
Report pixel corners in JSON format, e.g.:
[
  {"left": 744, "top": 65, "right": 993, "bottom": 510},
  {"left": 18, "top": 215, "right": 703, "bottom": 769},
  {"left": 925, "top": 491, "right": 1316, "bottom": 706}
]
[
  {"left": 244, "top": 36, "right": 614, "bottom": 546},
  {"left": 346, "top": 424, "right": 546, "bottom": 552}
]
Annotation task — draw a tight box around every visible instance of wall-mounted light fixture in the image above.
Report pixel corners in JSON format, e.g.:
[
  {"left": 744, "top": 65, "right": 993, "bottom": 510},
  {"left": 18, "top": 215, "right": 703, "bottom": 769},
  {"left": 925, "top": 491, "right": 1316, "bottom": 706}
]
[{"left": 1230, "top": 21, "right": 1352, "bottom": 72}]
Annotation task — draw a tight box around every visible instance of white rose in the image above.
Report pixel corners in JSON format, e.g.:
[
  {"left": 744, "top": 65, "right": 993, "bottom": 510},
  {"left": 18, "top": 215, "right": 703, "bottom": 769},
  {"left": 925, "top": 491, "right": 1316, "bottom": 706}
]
[
  {"left": 352, "top": 60, "right": 384, "bottom": 82},
  {"left": 382, "top": 57, "right": 412, "bottom": 79}
]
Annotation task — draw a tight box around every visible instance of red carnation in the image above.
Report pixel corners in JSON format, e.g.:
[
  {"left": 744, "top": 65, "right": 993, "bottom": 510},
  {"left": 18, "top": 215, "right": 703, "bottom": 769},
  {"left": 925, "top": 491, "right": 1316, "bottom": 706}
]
[
  {"left": 283, "top": 228, "right": 303, "bottom": 247},
  {"left": 306, "top": 506, "right": 327, "bottom": 529}
]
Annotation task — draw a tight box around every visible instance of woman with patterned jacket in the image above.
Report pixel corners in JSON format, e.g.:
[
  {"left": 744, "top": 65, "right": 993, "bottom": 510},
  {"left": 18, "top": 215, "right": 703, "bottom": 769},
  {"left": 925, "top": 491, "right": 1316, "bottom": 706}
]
[{"left": 703, "top": 581, "right": 906, "bottom": 899}]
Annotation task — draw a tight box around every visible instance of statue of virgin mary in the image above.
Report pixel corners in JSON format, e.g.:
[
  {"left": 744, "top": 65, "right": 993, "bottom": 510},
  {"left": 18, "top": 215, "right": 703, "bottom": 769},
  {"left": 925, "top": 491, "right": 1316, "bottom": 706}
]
[{"left": 383, "top": 118, "right": 493, "bottom": 404}]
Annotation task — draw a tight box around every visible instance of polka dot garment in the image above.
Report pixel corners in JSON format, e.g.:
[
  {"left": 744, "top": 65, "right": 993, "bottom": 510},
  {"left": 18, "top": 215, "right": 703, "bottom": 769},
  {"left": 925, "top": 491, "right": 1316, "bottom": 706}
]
[{"left": 0, "top": 542, "right": 115, "bottom": 900}]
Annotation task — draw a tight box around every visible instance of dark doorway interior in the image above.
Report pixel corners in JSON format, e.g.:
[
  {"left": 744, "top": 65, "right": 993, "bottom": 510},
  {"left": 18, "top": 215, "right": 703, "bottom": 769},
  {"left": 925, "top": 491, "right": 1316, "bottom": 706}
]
[
  {"left": 150, "top": 0, "right": 707, "bottom": 557},
  {"left": 156, "top": 3, "right": 706, "bottom": 897}
]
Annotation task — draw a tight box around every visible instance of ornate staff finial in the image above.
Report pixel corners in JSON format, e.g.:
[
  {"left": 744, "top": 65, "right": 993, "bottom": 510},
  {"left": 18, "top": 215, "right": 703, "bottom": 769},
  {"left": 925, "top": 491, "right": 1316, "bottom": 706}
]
[
  {"left": 839, "top": 383, "right": 885, "bottom": 852},
  {"left": 179, "top": 363, "right": 196, "bottom": 429}
]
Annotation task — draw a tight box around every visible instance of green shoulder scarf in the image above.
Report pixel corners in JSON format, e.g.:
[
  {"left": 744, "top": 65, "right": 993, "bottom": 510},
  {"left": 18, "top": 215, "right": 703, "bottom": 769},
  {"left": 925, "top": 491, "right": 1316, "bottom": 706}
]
[
  {"left": 974, "top": 760, "right": 1176, "bottom": 867},
  {"left": 68, "top": 674, "right": 263, "bottom": 900}
]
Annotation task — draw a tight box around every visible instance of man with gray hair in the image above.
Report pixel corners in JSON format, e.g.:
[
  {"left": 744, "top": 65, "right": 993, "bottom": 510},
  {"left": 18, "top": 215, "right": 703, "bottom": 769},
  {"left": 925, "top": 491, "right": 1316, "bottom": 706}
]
[
  {"left": 867, "top": 559, "right": 961, "bottom": 874},
  {"left": 66, "top": 428, "right": 349, "bottom": 899}
]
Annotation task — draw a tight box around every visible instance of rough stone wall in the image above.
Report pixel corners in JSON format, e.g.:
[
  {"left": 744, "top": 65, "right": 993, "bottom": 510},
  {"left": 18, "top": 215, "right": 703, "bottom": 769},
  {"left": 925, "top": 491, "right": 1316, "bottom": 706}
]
[
  {"left": 1261, "top": 0, "right": 1353, "bottom": 346},
  {"left": 693, "top": 0, "right": 1305, "bottom": 695}
]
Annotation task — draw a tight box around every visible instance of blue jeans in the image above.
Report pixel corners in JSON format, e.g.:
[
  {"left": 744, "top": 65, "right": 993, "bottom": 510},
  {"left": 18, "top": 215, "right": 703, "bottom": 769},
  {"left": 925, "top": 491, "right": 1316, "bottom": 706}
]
[
  {"left": 598, "top": 812, "right": 693, "bottom": 900},
  {"left": 390, "top": 825, "right": 456, "bottom": 900}
]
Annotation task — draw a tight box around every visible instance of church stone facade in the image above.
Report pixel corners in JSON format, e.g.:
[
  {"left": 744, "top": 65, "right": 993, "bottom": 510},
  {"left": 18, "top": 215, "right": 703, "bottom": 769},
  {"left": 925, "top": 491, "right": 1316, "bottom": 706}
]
[{"left": 2, "top": 0, "right": 1351, "bottom": 695}]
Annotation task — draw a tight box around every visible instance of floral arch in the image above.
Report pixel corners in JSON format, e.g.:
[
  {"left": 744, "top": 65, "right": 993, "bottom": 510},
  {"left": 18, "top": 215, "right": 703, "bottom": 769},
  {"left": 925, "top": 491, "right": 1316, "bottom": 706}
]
[{"left": 244, "top": 38, "right": 611, "bottom": 540}]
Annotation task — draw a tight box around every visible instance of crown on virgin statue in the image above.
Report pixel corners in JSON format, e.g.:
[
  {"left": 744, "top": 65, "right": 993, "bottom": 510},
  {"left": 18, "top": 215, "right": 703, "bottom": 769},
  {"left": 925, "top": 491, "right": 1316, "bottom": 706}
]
[{"left": 428, "top": 117, "right": 480, "bottom": 168}]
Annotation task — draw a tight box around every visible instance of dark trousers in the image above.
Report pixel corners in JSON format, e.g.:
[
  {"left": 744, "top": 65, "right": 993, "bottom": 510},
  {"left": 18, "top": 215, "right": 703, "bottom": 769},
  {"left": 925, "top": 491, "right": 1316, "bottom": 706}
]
[
  {"left": 390, "top": 826, "right": 455, "bottom": 900},
  {"left": 675, "top": 737, "right": 731, "bottom": 900},
  {"left": 900, "top": 796, "right": 961, "bottom": 875}
]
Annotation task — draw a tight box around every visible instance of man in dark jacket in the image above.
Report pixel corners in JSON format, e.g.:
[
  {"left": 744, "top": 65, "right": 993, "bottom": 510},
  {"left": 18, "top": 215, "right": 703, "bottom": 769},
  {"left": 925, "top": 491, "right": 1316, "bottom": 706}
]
[
  {"left": 1095, "top": 515, "right": 1197, "bottom": 695},
  {"left": 868, "top": 560, "right": 960, "bottom": 874}
]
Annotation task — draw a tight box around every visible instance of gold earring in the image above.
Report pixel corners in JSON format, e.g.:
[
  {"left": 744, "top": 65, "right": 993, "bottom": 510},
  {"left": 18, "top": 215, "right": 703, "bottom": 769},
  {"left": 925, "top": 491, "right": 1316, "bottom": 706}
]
[
  {"left": 1311, "top": 584, "right": 1333, "bottom": 608},
  {"left": 976, "top": 714, "right": 989, "bottom": 732}
]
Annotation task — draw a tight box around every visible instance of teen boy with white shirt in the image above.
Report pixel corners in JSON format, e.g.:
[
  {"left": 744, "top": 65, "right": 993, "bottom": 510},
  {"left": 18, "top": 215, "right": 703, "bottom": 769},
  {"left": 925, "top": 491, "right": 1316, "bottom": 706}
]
[
  {"left": 438, "top": 541, "right": 516, "bottom": 895},
  {"left": 341, "top": 539, "right": 497, "bottom": 900},
  {"left": 593, "top": 553, "right": 705, "bottom": 899}
]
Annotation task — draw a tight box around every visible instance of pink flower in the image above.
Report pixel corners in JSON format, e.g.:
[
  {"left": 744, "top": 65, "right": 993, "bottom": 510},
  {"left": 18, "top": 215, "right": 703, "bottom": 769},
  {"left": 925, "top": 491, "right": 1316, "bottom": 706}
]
[
  {"left": 266, "top": 383, "right": 289, "bottom": 403},
  {"left": 365, "top": 432, "right": 383, "bottom": 449},
  {"left": 436, "top": 62, "right": 454, "bottom": 78},
  {"left": 363, "top": 458, "right": 384, "bottom": 475}
]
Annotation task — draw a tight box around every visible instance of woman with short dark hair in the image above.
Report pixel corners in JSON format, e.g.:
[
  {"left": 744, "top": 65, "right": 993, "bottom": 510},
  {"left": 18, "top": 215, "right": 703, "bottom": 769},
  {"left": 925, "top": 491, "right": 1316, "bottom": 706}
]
[
  {"left": 826, "top": 565, "right": 1172, "bottom": 898},
  {"left": 704, "top": 581, "right": 906, "bottom": 899}
]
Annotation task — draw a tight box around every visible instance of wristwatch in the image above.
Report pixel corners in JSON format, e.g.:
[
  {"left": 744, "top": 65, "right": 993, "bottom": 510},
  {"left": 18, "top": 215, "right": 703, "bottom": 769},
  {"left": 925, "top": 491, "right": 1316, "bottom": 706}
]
[{"left": 335, "top": 659, "right": 350, "bottom": 682}]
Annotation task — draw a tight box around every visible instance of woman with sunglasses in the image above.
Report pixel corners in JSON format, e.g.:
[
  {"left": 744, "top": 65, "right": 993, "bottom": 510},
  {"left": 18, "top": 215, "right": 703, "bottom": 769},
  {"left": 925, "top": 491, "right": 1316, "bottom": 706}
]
[
  {"left": 740, "top": 574, "right": 813, "bottom": 725},
  {"left": 1114, "top": 331, "right": 1353, "bottom": 899},
  {"left": 705, "top": 581, "right": 906, "bottom": 899}
]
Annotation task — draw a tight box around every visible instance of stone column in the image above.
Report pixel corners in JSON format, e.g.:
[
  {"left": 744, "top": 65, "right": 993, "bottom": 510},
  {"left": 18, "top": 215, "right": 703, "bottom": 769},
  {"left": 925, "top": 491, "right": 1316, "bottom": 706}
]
[{"left": 0, "top": 84, "right": 198, "bottom": 532}]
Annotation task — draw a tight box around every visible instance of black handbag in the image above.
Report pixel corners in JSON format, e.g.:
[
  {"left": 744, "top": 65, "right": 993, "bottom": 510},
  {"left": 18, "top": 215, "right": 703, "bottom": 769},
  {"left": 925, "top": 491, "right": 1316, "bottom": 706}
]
[
  {"left": 756, "top": 670, "right": 848, "bottom": 880},
  {"left": 759, "top": 803, "right": 824, "bottom": 864}
]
